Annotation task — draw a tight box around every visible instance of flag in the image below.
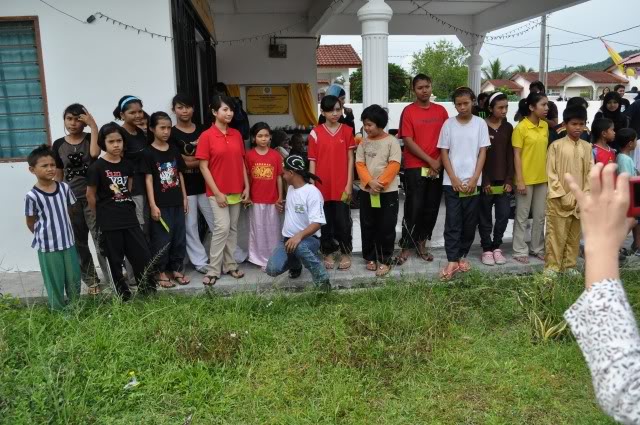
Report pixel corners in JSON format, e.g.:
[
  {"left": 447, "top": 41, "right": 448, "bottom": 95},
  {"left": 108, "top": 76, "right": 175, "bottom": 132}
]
[{"left": 602, "top": 39, "right": 636, "bottom": 77}]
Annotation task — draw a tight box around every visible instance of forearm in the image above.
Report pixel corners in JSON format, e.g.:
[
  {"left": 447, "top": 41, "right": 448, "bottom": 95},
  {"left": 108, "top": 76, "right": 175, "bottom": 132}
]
[
  {"left": 26, "top": 217, "right": 35, "bottom": 233},
  {"left": 86, "top": 188, "right": 97, "bottom": 212},
  {"left": 346, "top": 152, "right": 354, "bottom": 187},
  {"left": 355, "top": 162, "right": 373, "bottom": 187},
  {"left": 277, "top": 176, "right": 283, "bottom": 200},
  {"left": 179, "top": 173, "right": 188, "bottom": 201},
  {"left": 89, "top": 125, "right": 100, "bottom": 158},
  {"left": 200, "top": 161, "right": 222, "bottom": 196},
  {"left": 440, "top": 149, "right": 456, "bottom": 181},
  {"left": 294, "top": 223, "right": 321, "bottom": 240},
  {"left": 183, "top": 155, "right": 199, "bottom": 169},
  {"left": 378, "top": 161, "right": 401, "bottom": 187},
  {"left": 243, "top": 165, "right": 250, "bottom": 191},
  {"left": 472, "top": 149, "right": 486, "bottom": 181},
  {"left": 514, "top": 150, "right": 524, "bottom": 185},
  {"left": 404, "top": 138, "right": 436, "bottom": 168},
  {"left": 145, "top": 175, "right": 157, "bottom": 208}
]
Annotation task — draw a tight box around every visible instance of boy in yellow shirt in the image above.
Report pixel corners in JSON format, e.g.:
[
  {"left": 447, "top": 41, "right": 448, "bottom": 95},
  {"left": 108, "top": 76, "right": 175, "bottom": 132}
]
[{"left": 545, "top": 106, "right": 593, "bottom": 275}]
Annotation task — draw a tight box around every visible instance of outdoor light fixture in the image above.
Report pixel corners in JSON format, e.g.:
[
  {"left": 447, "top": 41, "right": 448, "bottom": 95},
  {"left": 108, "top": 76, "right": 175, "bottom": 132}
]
[{"left": 86, "top": 14, "right": 96, "bottom": 23}]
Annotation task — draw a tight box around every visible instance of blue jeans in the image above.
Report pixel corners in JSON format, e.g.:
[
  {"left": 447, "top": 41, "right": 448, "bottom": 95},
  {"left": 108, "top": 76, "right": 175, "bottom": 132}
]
[{"left": 266, "top": 236, "right": 329, "bottom": 285}]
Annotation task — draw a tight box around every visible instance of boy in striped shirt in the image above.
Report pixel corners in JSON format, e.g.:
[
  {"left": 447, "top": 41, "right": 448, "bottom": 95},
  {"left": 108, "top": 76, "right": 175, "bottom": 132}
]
[{"left": 25, "top": 145, "right": 81, "bottom": 311}]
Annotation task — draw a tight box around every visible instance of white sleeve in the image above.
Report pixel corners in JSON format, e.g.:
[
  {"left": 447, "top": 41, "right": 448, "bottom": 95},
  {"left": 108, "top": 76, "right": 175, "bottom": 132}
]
[
  {"left": 564, "top": 279, "right": 640, "bottom": 425},
  {"left": 436, "top": 120, "right": 451, "bottom": 150},
  {"left": 478, "top": 118, "right": 491, "bottom": 148},
  {"left": 306, "top": 188, "right": 326, "bottom": 225}
]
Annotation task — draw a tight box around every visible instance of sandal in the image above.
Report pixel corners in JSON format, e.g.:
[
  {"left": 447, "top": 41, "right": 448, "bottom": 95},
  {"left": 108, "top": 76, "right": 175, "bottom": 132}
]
[
  {"left": 394, "top": 251, "right": 410, "bottom": 266},
  {"left": 513, "top": 256, "right": 530, "bottom": 264},
  {"left": 531, "top": 252, "right": 545, "bottom": 261},
  {"left": 88, "top": 285, "right": 101, "bottom": 295},
  {"left": 440, "top": 264, "right": 461, "bottom": 281},
  {"left": 157, "top": 278, "right": 176, "bottom": 289},
  {"left": 417, "top": 250, "right": 434, "bottom": 262},
  {"left": 375, "top": 264, "right": 391, "bottom": 277},
  {"left": 338, "top": 255, "right": 352, "bottom": 270},
  {"left": 366, "top": 261, "right": 377, "bottom": 271},
  {"left": 171, "top": 272, "right": 191, "bottom": 286},
  {"left": 324, "top": 255, "right": 336, "bottom": 270},
  {"left": 203, "top": 275, "right": 218, "bottom": 286},
  {"left": 227, "top": 269, "right": 245, "bottom": 279},
  {"left": 458, "top": 259, "right": 472, "bottom": 273}
]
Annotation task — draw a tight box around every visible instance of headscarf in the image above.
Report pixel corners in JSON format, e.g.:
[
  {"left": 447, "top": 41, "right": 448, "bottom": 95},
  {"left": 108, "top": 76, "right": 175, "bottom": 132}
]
[
  {"left": 325, "top": 84, "right": 346, "bottom": 98},
  {"left": 601, "top": 92, "right": 628, "bottom": 131}
]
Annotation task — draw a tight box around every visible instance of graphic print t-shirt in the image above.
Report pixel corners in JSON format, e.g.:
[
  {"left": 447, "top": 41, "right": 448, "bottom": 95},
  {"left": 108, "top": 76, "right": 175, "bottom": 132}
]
[
  {"left": 170, "top": 124, "right": 205, "bottom": 196},
  {"left": 246, "top": 148, "right": 283, "bottom": 204},
  {"left": 142, "top": 144, "right": 187, "bottom": 207},
  {"left": 52, "top": 134, "right": 94, "bottom": 199},
  {"left": 87, "top": 158, "right": 138, "bottom": 231}
]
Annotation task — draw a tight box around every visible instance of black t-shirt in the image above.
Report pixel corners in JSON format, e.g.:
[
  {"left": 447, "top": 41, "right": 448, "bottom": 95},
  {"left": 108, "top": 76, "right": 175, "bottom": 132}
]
[
  {"left": 87, "top": 158, "right": 138, "bottom": 231},
  {"left": 52, "top": 134, "right": 94, "bottom": 199},
  {"left": 141, "top": 144, "right": 187, "bottom": 207},
  {"left": 122, "top": 127, "right": 148, "bottom": 196},
  {"left": 170, "top": 124, "right": 204, "bottom": 196}
]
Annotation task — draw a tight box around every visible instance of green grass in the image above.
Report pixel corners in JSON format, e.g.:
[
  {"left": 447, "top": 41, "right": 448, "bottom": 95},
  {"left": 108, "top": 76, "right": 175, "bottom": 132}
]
[{"left": 1, "top": 271, "right": 638, "bottom": 424}]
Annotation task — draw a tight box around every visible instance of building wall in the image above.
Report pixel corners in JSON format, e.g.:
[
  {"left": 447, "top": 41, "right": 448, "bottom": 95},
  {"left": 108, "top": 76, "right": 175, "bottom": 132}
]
[
  {"left": 215, "top": 14, "right": 317, "bottom": 128},
  {"left": 612, "top": 68, "right": 640, "bottom": 90},
  {"left": 1, "top": 0, "right": 176, "bottom": 272}
]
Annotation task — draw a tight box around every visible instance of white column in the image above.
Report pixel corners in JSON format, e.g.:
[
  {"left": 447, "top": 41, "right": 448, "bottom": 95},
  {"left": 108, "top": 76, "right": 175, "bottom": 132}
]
[
  {"left": 357, "top": 0, "right": 393, "bottom": 108},
  {"left": 344, "top": 80, "right": 351, "bottom": 104},
  {"left": 468, "top": 53, "right": 483, "bottom": 95}
]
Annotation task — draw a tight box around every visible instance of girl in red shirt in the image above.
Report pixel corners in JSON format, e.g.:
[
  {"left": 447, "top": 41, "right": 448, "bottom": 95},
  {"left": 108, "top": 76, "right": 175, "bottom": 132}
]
[
  {"left": 308, "top": 95, "right": 356, "bottom": 270},
  {"left": 195, "top": 95, "right": 250, "bottom": 286},
  {"left": 591, "top": 118, "right": 616, "bottom": 165},
  {"left": 246, "top": 122, "right": 284, "bottom": 270}
]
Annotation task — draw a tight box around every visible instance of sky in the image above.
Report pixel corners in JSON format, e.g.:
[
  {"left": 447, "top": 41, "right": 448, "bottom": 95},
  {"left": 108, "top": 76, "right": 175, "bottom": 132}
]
[{"left": 320, "top": 0, "right": 640, "bottom": 73}]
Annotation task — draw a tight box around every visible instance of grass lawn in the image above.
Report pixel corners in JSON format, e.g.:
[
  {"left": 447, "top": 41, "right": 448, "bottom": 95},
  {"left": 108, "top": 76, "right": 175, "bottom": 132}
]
[{"left": 1, "top": 271, "right": 637, "bottom": 424}]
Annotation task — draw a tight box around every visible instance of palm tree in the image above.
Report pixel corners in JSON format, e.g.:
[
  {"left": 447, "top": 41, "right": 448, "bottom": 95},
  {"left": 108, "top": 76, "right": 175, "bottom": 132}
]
[
  {"left": 516, "top": 64, "right": 534, "bottom": 73},
  {"left": 482, "top": 58, "right": 512, "bottom": 80}
]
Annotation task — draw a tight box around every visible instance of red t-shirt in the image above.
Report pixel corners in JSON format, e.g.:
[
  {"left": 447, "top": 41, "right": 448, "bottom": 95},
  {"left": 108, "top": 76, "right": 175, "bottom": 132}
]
[
  {"left": 245, "top": 148, "right": 283, "bottom": 204},
  {"left": 593, "top": 144, "right": 616, "bottom": 165},
  {"left": 195, "top": 125, "right": 245, "bottom": 196},
  {"left": 399, "top": 102, "right": 449, "bottom": 169},
  {"left": 308, "top": 124, "right": 356, "bottom": 201}
]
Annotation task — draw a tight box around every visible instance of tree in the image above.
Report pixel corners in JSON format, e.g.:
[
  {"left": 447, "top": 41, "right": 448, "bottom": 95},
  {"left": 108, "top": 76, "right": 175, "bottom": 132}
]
[
  {"left": 482, "top": 58, "right": 512, "bottom": 80},
  {"left": 516, "top": 64, "right": 534, "bottom": 73},
  {"left": 349, "top": 63, "right": 410, "bottom": 103},
  {"left": 410, "top": 39, "right": 468, "bottom": 100}
]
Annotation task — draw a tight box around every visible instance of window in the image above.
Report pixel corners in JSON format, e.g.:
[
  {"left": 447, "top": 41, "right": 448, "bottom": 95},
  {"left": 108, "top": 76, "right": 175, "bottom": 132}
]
[{"left": 0, "top": 18, "right": 49, "bottom": 159}]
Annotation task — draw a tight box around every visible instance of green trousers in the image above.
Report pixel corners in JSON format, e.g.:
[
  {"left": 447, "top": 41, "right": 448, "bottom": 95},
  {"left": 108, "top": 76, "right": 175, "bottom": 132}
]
[{"left": 37, "top": 247, "right": 81, "bottom": 311}]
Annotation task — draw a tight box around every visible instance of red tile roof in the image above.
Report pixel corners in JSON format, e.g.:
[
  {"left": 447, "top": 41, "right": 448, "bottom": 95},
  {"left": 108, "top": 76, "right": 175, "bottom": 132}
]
[
  {"left": 316, "top": 44, "right": 362, "bottom": 67},
  {"left": 605, "top": 52, "right": 640, "bottom": 71},
  {"left": 512, "top": 71, "right": 627, "bottom": 86},
  {"left": 482, "top": 79, "right": 523, "bottom": 91}
]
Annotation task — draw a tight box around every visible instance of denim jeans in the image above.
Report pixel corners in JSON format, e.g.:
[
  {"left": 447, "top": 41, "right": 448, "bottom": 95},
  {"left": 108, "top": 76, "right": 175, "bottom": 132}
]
[{"left": 266, "top": 236, "right": 329, "bottom": 285}]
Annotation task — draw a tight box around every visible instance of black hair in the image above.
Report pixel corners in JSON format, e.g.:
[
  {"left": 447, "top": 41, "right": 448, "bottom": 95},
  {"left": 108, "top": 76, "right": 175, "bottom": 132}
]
[
  {"left": 360, "top": 104, "right": 389, "bottom": 129},
  {"left": 290, "top": 133, "right": 304, "bottom": 147},
  {"left": 141, "top": 110, "right": 149, "bottom": 122},
  {"left": 529, "top": 81, "right": 546, "bottom": 94},
  {"left": 477, "top": 92, "right": 490, "bottom": 106},
  {"left": 487, "top": 92, "right": 508, "bottom": 111},
  {"left": 451, "top": 86, "right": 476, "bottom": 103},
  {"left": 147, "top": 111, "right": 172, "bottom": 142},
  {"left": 590, "top": 118, "right": 614, "bottom": 144},
  {"left": 613, "top": 128, "right": 638, "bottom": 151},
  {"left": 320, "top": 95, "right": 341, "bottom": 112},
  {"left": 98, "top": 122, "right": 127, "bottom": 151},
  {"left": 614, "top": 84, "right": 626, "bottom": 92},
  {"left": 412, "top": 73, "right": 432, "bottom": 88},
  {"left": 172, "top": 93, "right": 195, "bottom": 109},
  {"left": 113, "top": 95, "right": 143, "bottom": 120},
  {"left": 270, "top": 130, "right": 288, "bottom": 149},
  {"left": 27, "top": 144, "right": 55, "bottom": 167},
  {"left": 63, "top": 103, "right": 86, "bottom": 119},
  {"left": 524, "top": 92, "right": 548, "bottom": 116},
  {"left": 566, "top": 96, "right": 588, "bottom": 109},
  {"left": 215, "top": 82, "right": 230, "bottom": 96},
  {"left": 250, "top": 122, "right": 271, "bottom": 147},
  {"left": 562, "top": 105, "right": 588, "bottom": 124},
  {"left": 210, "top": 95, "right": 235, "bottom": 114}
]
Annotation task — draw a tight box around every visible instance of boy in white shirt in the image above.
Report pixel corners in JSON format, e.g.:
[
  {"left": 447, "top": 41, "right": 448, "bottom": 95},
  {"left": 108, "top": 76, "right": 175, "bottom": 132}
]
[
  {"left": 438, "top": 87, "right": 491, "bottom": 280},
  {"left": 266, "top": 155, "right": 330, "bottom": 290}
]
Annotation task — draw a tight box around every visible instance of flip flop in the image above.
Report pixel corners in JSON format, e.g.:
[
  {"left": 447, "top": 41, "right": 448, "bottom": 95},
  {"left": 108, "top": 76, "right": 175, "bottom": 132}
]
[
  {"left": 157, "top": 278, "right": 175, "bottom": 289},
  {"left": 513, "top": 256, "right": 529, "bottom": 264},
  {"left": 458, "top": 259, "right": 472, "bottom": 272},
  {"left": 172, "top": 272, "right": 191, "bottom": 285},
  {"left": 203, "top": 275, "right": 218, "bottom": 286},
  {"left": 366, "top": 261, "right": 377, "bottom": 271},
  {"left": 324, "top": 255, "right": 336, "bottom": 270},
  {"left": 394, "top": 251, "right": 410, "bottom": 266},
  {"left": 417, "top": 251, "right": 434, "bottom": 262},
  {"left": 227, "top": 269, "right": 245, "bottom": 279},
  {"left": 338, "top": 255, "right": 352, "bottom": 270},
  {"left": 440, "top": 265, "right": 461, "bottom": 281}
]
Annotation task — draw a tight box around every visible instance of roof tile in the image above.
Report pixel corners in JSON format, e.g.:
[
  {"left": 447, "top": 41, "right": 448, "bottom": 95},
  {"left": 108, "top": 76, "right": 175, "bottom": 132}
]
[{"left": 317, "top": 44, "right": 362, "bottom": 67}]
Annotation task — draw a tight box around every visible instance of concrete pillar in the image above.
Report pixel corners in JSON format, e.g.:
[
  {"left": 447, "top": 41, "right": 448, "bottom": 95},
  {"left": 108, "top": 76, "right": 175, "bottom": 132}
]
[
  {"left": 344, "top": 80, "right": 351, "bottom": 104},
  {"left": 468, "top": 53, "right": 483, "bottom": 96},
  {"left": 357, "top": 0, "right": 393, "bottom": 108}
]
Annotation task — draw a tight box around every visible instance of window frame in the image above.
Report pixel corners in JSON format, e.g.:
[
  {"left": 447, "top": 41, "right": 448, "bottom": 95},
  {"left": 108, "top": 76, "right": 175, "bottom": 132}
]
[{"left": 0, "top": 16, "right": 51, "bottom": 162}]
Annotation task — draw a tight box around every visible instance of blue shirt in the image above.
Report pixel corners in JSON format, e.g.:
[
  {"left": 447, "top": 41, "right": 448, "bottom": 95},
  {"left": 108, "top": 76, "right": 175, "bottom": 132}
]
[{"left": 617, "top": 153, "right": 637, "bottom": 177}]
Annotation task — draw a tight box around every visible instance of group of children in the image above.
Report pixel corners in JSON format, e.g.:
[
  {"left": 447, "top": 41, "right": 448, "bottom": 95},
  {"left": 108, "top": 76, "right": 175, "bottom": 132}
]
[{"left": 25, "top": 75, "right": 640, "bottom": 310}]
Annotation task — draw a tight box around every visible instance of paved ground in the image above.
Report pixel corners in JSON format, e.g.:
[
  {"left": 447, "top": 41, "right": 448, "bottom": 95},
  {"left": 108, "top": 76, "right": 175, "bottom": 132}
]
[{"left": 2, "top": 197, "right": 637, "bottom": 305}]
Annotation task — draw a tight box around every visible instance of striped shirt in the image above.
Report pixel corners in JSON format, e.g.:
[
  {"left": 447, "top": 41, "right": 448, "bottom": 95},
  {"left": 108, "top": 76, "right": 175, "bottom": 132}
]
[{"left": 24, "top": 181, "right": 76, "bottom": 252}]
